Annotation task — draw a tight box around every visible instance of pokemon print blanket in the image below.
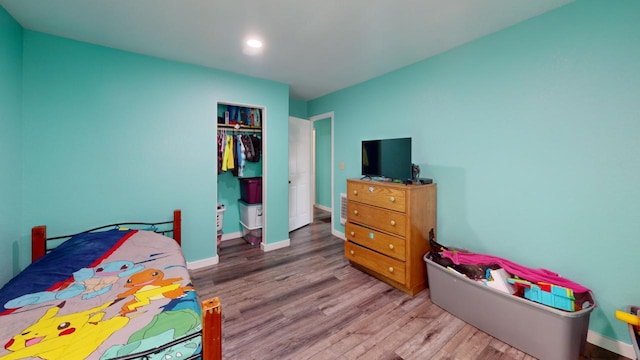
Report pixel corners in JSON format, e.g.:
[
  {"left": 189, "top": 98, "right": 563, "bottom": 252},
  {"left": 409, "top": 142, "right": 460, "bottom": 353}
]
[{"left": 0, "top": 229, "right": 202, "bottom": 360}]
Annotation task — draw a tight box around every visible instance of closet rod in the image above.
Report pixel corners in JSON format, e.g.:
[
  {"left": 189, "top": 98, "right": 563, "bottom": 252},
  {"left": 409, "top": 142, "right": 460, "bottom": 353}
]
[
  {"left": 218, "top": 124, "right": 261, "bottom": 132},
  {"left": 218, "top": 129, "right": 262, "bottom": 135}
]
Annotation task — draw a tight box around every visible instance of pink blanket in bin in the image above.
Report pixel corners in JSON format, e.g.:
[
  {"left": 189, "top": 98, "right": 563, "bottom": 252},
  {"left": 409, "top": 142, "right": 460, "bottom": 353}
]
[{"left": 441, "top": 250, "right": 591, "bottom": 293}]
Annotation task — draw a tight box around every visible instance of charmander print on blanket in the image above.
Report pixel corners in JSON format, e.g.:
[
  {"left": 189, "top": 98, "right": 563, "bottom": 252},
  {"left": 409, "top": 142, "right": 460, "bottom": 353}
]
[{"left": 0, "top": 230, "right": 202, "bottom": 360}]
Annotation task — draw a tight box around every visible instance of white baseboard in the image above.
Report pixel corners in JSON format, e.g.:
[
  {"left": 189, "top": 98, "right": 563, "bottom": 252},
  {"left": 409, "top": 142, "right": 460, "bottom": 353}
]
[
  {"left": 314, "top": 204, "right": 332, "bottom": 213},
  {"left": 187, "top": 254, "right": 219, "bottom": 270},
  {"left": 333, "top": 229, "right": 345, "bottom": 240},
  {"left": 587, "top": 330, "right": 636, "bottom": 359},
  {"left": 220, "top": 231, "right": 291, "bottom": 252},
  {"left": 221, "top": 231, "right": 241, "bottom": 241},
  {"left": 261, "top": 238, "right": 290, "bottom": 252}
]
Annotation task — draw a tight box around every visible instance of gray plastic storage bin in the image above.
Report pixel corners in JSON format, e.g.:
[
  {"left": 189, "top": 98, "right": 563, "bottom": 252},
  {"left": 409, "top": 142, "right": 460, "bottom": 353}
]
[{"left": 424, "top": 254, "right": 595, "bottom": 360}]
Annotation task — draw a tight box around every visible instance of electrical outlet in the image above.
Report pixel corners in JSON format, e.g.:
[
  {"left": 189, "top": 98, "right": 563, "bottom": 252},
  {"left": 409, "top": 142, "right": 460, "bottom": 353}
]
[{"left": 339, "top": 161, "right": 345, "bottom": 170}]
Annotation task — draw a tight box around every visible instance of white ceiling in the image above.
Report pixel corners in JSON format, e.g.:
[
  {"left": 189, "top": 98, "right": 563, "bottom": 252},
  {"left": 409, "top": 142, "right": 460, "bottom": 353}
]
[{"left": 1, "top": 0, "right": 573, "bottom": 100}]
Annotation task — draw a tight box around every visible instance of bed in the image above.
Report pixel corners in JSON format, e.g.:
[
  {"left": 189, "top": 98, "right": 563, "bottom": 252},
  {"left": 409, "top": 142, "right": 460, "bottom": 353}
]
[{"left": 0, "top": 210, "right": 221, "bottom": 360}]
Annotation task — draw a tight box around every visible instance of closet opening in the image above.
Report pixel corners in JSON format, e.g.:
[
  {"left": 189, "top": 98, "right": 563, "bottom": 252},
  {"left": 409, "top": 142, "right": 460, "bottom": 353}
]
[{"left": 216, "top": 102, "right": 265, "bottom": 255}]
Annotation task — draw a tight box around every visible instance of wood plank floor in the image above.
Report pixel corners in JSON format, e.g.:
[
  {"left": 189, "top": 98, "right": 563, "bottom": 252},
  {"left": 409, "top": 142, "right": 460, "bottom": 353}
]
[{"left": 190, "top": 210, "right": 629, "bottom": 360}]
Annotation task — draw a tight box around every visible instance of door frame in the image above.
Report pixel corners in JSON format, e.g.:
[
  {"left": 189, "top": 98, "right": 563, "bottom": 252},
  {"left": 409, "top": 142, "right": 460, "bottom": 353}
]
[{"left": 309, "top": 111, "right": 334, "bottom": 233}]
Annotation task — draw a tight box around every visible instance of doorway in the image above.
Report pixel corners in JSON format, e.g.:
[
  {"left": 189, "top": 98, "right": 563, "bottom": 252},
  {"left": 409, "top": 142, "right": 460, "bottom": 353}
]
[
  {"left": 216, "top": 101, "right": 265, "bottom": 253},
  {"left": 309, "top": 112, "right": 334, "bottom": 230}
]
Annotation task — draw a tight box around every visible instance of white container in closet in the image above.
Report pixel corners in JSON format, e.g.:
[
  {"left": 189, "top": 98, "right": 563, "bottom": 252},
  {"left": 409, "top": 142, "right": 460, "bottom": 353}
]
[{"left": 238, "top": 200, "right": 262, "bottom": 229}]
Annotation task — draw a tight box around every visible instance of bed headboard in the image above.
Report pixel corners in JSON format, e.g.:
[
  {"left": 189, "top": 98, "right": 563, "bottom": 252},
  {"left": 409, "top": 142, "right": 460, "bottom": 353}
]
[{"left": 31, "top": 209, "right": 182, "bottom": 262}]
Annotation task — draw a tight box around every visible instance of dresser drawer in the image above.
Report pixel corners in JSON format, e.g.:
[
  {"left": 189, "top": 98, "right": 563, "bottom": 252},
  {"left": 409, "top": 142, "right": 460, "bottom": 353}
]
[
  {"left": 345, "top": 222, "right": 406, "bottom": 261},
  {"left": 345, "top": 241, "right": 406, "bottom": 285},
  {"left": 347, "top": 181, "right": 406, "bottom": 212},
  {"left": 347, "top": 201, "right": 406, "bottom": 237}
]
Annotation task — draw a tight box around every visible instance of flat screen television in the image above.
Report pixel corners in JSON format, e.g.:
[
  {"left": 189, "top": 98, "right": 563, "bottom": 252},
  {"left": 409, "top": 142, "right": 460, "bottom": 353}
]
[{"left": 361, "top": 137, "right": 412, "bottom": 181}]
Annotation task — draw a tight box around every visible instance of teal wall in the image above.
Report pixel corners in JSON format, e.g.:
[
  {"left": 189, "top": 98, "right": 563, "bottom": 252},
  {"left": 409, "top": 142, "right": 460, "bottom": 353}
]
[
  {"left": 0, "top": 6, "right": 23, "bottom": 285},
  {"left": 20, "top": 31, "right": 290, "bottom": 271},
  {"left": 309, "top": 0, "right": 640, "bottom": 345},
  {"left": 313, "top": 117, "right": 331, "bottom": 208},
  {"left": 289, "top": 98, "right": 308, "bottom": 119}
]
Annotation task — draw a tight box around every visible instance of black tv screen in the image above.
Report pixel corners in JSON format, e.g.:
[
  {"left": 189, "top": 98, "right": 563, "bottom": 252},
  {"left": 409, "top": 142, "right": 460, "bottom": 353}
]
[{"left": 361, "top": 137, "right": 412, "bottom": 181}]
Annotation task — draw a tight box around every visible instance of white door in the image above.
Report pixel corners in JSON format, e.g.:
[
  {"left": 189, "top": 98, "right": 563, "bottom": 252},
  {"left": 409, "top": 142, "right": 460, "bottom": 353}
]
[{"left": 289, "top": 117, "right": 313, "bottom": 231}]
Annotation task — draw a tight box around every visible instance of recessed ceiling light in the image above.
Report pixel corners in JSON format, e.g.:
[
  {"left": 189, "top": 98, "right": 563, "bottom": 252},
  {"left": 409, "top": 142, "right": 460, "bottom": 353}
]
[{"left": 247, "top": 39, "right": 263, "bottom": 48}]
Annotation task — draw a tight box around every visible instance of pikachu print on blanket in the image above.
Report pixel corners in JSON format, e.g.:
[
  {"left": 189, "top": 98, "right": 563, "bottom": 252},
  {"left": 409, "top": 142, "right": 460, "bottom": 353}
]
[{"left": 1, "top": 300, "right": 128, "bottom": 360}]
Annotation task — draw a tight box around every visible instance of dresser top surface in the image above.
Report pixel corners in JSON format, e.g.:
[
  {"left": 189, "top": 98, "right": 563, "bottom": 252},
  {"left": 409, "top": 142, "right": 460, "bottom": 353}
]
[{"left": 347, "top": 178, "right": 436, "bottom": 190}]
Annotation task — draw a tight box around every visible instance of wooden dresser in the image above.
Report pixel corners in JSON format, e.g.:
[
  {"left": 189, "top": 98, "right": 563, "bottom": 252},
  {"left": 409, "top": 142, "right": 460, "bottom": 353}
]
[{"left": 344, "top": 178, "right": 436, "bottom": 295}]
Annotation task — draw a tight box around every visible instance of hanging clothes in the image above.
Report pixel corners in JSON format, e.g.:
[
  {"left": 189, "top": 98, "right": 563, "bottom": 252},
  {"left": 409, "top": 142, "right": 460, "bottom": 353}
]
[
  {"left": 231, "top": 135, "right": 238, "bottom": 176},
  {"left": 217, "top": 131, "right": 224, "bottom": 174},
  {"left": 222, "top": 134, "right": 234, "bottom": 172},
  {"left": 241, "top": 135, "right": 256, "bottom": 162},
  {"left": 217, "top": 129, "right": 261, "bottom": 175},
  {"left": 237, "top": 135, "right": 246, "bottom": 177},
  {"left": 250, "top": 134, "right": 261, "bottom": 162},
  {"left": 221, "top": 132, "right": 228, "bottom": 172}
]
